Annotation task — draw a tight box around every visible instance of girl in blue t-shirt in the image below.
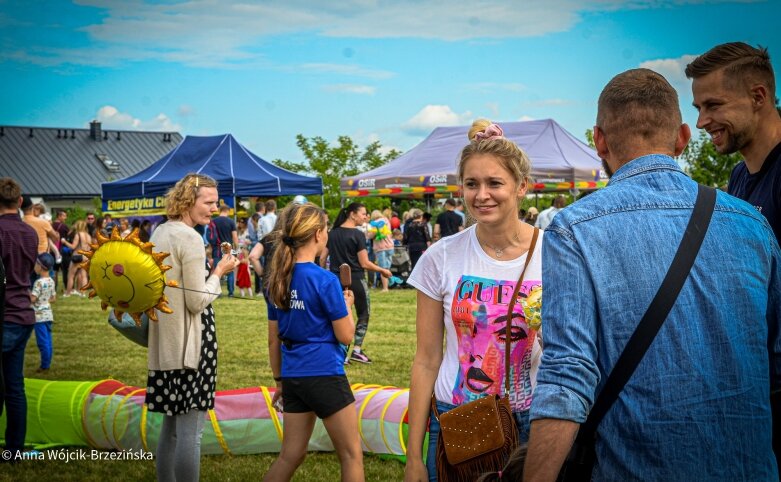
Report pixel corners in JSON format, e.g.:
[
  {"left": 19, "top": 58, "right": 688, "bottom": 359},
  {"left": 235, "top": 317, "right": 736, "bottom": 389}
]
[{"left": 263, "top": 202, "right": 364, "bottom": 482}]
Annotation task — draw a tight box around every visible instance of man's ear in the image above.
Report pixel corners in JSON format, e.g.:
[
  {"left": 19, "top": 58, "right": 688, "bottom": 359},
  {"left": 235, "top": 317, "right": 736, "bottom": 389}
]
[
  {"left": 749, "top": 83, "right": 769, "bottom": 111},
  {"left": 593, "top": 126, "right": 609, "bottom": 160},
  {"left": 674, "top": 123, "right": 692, "bottom": 157}
]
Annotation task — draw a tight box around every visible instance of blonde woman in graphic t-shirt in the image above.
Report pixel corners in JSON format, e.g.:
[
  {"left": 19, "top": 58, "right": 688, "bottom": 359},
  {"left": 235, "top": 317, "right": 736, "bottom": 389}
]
[{"left": 404, "top": 120, "right": 544, "bottom": 482}]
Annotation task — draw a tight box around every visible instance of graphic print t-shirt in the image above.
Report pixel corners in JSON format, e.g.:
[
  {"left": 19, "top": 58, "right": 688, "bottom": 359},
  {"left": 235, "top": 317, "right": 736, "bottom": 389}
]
[
  {"left": 408, "top": 225, "right": 543, "bottom": 412},
  {"left": 32, "top": 277, "right": 55, "bottom": 322}
]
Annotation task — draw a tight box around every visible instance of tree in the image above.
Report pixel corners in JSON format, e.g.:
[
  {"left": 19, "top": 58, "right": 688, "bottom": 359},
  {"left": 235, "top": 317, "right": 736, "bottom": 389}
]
[
  {"left": 681, "top": 130, "right": 742, "bottom": 188},
  {"left": 273, "top": 134, "right": 400, "bottom": 210},
  {"left": 584, "top": 128, "right": 595, "bottom": 148}
]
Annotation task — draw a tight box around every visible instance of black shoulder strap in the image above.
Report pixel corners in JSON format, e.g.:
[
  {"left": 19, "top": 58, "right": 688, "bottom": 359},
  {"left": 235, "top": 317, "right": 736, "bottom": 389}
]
[{"left": 580, "top": 184, "right": 717, "bottom": 436}]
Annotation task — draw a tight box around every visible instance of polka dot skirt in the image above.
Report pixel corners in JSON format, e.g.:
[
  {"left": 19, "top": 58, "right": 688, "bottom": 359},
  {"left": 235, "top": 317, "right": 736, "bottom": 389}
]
[{"left": 145, "top": 304, "right": 217, "bottom": 415}]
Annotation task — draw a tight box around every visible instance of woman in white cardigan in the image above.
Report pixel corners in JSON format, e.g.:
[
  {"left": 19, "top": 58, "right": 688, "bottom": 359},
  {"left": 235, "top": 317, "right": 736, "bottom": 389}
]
[{"left": 146, "top": 173, "right": 236, "bottom": 482}]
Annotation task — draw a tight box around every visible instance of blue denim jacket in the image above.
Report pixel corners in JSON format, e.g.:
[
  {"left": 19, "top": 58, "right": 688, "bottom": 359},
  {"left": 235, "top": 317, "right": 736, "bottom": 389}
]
[{"left": 531, "top": 154, "right": 781, "bottom": 481}]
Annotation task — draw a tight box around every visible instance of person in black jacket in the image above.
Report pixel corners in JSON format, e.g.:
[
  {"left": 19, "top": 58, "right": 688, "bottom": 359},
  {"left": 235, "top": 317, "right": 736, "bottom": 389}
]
[{"left": 403, "top": 208, "right": 431, "bottom": 271}]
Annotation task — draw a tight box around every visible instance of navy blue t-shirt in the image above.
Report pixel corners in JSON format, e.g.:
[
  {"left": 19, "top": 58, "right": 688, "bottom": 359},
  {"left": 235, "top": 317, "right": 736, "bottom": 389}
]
[
  {"left": 728, "top": 141, "right": 781, "bottom": 244},
  {"left": 267, "top": 263, "right": 349, "bottom": 377},
  {"left": 212, "top": 216, "right": 236, "bottom": 245}
]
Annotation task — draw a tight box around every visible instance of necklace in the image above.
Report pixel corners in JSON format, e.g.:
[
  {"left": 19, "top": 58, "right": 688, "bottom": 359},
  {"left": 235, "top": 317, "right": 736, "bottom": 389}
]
[{"left": 476, "top": 226, "right": 520, "bottom": 258}]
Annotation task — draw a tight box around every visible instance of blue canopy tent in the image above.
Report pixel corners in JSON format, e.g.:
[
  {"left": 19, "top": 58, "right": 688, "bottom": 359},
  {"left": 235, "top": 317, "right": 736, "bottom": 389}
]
[{"left": 101, "top": 134, "right": 323, "bottom": 216}]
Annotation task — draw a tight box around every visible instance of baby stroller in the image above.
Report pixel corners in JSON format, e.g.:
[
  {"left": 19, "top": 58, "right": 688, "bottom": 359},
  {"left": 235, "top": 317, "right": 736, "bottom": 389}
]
[{"left": 389, "top": 246, "right": 412, "bottom": 288}]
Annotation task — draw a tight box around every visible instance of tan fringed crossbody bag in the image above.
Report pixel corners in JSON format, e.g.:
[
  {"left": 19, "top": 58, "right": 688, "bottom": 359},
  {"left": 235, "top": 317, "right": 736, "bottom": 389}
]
[{"left": 432, "top": 227, "right": 539, "bottom": 482}]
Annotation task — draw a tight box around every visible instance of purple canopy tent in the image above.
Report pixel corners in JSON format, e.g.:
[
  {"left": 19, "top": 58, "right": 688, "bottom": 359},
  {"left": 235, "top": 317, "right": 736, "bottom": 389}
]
[{"left": 340, "top": 119, "right": 607, "bottom": 198}]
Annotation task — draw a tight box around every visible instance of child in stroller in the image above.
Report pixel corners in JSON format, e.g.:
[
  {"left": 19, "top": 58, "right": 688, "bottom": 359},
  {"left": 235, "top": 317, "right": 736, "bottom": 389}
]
[{"left": 389, "top": 246, "right": 411, "bottom": 288}]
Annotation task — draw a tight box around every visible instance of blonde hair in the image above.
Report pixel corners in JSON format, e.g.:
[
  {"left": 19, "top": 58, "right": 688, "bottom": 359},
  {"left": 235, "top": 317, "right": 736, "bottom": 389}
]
[
  {"left": 267, "top": 202, "right": 327, "bottom": 310},
  {"left": 459, "top": 119, "right": 531, "bottom": 186},
  {"left": 370, "top": 209, "right": 383, "bottom": 221},
  {"left": 72, "top": 219, "right": 88, "bottom": 233},
  {"left": 164, "top": 173, "right": 218, "bottom": 219}
]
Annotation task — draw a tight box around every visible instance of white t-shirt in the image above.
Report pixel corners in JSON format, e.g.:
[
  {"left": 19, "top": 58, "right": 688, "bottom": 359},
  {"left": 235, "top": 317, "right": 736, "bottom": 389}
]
[
  {"left": 408, "top": 225, "right": 543, "bottom": 413},
  {"left": 259, "top": 212, "right": 277, "bottom": 239},
  {"left": 534, "top": 207, "right": 560, "bottom": 230}
]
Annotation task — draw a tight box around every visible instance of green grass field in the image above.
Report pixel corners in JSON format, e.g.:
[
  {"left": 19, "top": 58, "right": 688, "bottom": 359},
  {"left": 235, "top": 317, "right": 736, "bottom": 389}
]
[{"left": 2, "top": 285, "right": 418, "bottom": 481}]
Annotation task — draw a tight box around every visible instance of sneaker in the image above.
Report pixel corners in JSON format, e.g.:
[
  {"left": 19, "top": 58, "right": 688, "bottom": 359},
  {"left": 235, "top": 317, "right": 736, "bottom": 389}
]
[
  {"left": 349, "top": 351, "right": 372, "bottom": 364},
  {"left": 343, "top": 358, "right": 351, "bottom": 366}
]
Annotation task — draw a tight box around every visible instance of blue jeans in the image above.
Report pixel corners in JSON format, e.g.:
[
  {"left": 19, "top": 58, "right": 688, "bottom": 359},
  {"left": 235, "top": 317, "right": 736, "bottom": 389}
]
[
  {"left": 34, "top": 321, "right": 52, "bottom": 369},
  {"left": 156, "top": 410, "right": 205, "bottom": 482},
  {"left": 375, "top": 249, "right": 393, "bottom": 269},
  {"left": 426, "top": 399, "right": 530, "bottom": 482},
  {"left": 2, "top": 322, "right": 34, "bottom": 454}
]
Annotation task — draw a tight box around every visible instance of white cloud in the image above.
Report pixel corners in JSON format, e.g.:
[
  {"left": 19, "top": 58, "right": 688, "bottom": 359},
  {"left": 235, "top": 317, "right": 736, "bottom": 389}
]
[
  {"left": 299, "top": 63, "right": 395, "bottom": 80},
  {"left": 518, "top": 115, "right": 536, "bottom": 121},
  {"left": 177, "top": 104, "right": 196, "bottom": 117},
  {"left": 93, "top": 105, "right": 182, "bottom": 132},
  {"left": 2, "top": 1, "right": 738, "bottom": 68},
  {"left": 350, "top": 131, "right": 402, "bottom": 155},
  {"left": 318, "top": 1, "right": 582, "bottom": 40},
  {"left": 402, "top": 105, "right": 473, "bottom": 135},
  {"left": 639, "top": 54, "right": 698, "bottom": 85},
  {"left": 485, "top": 102, "right": 500, "bottom": 117},
  {"left": 0, "top": 0, "right": 712, "bottom": 68},
  {"left": 323, "top": 84, "right": 376, "bottom": 95}
]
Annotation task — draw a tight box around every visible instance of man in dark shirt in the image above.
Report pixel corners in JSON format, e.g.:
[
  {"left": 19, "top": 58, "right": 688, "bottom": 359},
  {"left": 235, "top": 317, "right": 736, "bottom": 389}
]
[
  {"left": 688, "top": 41, "right": 781, "bottom": 477},
  {"left": 52, "top": 209, "right": 69, "bottom": 240},
  {"left": 434, "top": 198, "right": 463, "bottom": 241},
  {"left": 52, "top": 209, "right": 69, "bottom": 290},
  {"left": 688, "top": 42, "right": 781, "bottom": 242},
  {"left": 85, "top": 211, "right": 96, "bottom": 238},
  {"left": 212, "top": 205, "right": 239, "bottom": 297},
  {"left": 0, "top": 177, "right": 38, "bottom": 461}
]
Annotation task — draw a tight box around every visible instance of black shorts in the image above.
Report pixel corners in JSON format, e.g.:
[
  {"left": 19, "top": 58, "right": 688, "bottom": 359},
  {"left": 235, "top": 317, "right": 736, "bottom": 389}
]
[{"left": 282, "top": 375, "right": 355, "bottom": 419}]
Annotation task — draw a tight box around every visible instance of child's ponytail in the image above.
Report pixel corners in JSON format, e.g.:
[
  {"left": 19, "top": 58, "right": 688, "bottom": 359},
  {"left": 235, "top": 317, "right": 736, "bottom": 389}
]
[{"left": 267, "top": 202, "right": 327, "bottom": 310}]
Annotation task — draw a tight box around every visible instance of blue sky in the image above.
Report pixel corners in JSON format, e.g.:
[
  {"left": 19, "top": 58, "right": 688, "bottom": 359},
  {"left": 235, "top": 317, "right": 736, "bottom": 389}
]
[{"left": 1, "top": 0, "right": 779, "bottom": 165}]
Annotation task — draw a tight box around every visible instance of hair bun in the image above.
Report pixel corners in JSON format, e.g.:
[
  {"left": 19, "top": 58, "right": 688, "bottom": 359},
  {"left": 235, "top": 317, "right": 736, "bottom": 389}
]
[{"left": 468, "top": 118, "right": 493, "bottom": 142}]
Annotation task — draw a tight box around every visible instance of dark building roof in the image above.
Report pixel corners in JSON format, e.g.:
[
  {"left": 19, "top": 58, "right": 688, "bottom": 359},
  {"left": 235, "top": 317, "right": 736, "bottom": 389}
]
[{"left": 0, "top": 123, "right": 182, "bottom": 199}]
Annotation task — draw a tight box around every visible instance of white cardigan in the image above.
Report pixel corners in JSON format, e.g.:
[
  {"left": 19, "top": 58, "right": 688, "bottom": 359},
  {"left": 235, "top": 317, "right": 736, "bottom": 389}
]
[{"left": 147, "top": 221, "right": 221, "bottom": 371}]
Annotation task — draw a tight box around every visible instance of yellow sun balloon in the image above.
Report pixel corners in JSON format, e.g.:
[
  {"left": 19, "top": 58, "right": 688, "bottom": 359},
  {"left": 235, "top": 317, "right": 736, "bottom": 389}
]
[{"left": 77, "top": 227, "right": 178, "bottom": 326}]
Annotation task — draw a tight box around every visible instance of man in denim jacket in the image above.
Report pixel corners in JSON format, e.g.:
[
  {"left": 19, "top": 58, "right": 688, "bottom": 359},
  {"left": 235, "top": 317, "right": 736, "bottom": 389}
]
[{"left": 524, "top": 69, "right": 781, "bottom": 481}]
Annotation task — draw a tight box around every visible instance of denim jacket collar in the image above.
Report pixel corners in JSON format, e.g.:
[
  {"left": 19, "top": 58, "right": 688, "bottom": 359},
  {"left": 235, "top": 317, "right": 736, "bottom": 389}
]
[{"left": 609, "top": 154, "right": 683, "bottom": 184}]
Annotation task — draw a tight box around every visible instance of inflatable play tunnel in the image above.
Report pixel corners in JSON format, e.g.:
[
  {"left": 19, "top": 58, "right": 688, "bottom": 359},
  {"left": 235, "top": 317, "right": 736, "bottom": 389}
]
[{"left": 0, "top": 379, "right": 420, "bottom": 459}]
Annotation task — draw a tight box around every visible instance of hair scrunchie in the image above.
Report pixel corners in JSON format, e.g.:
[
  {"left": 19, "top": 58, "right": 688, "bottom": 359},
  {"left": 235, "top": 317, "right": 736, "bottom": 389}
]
[
  {"left": 282, "top": 235, "right": 295, "bottom": 247},
  {"left": 474, "top": 123, "right": 504, "bottom": 141}
]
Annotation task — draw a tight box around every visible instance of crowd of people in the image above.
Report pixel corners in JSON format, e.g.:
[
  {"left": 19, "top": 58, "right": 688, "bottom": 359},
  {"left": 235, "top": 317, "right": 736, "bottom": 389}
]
[{"left": 2, "top": 41, "right": 780, "bottom": 482}]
